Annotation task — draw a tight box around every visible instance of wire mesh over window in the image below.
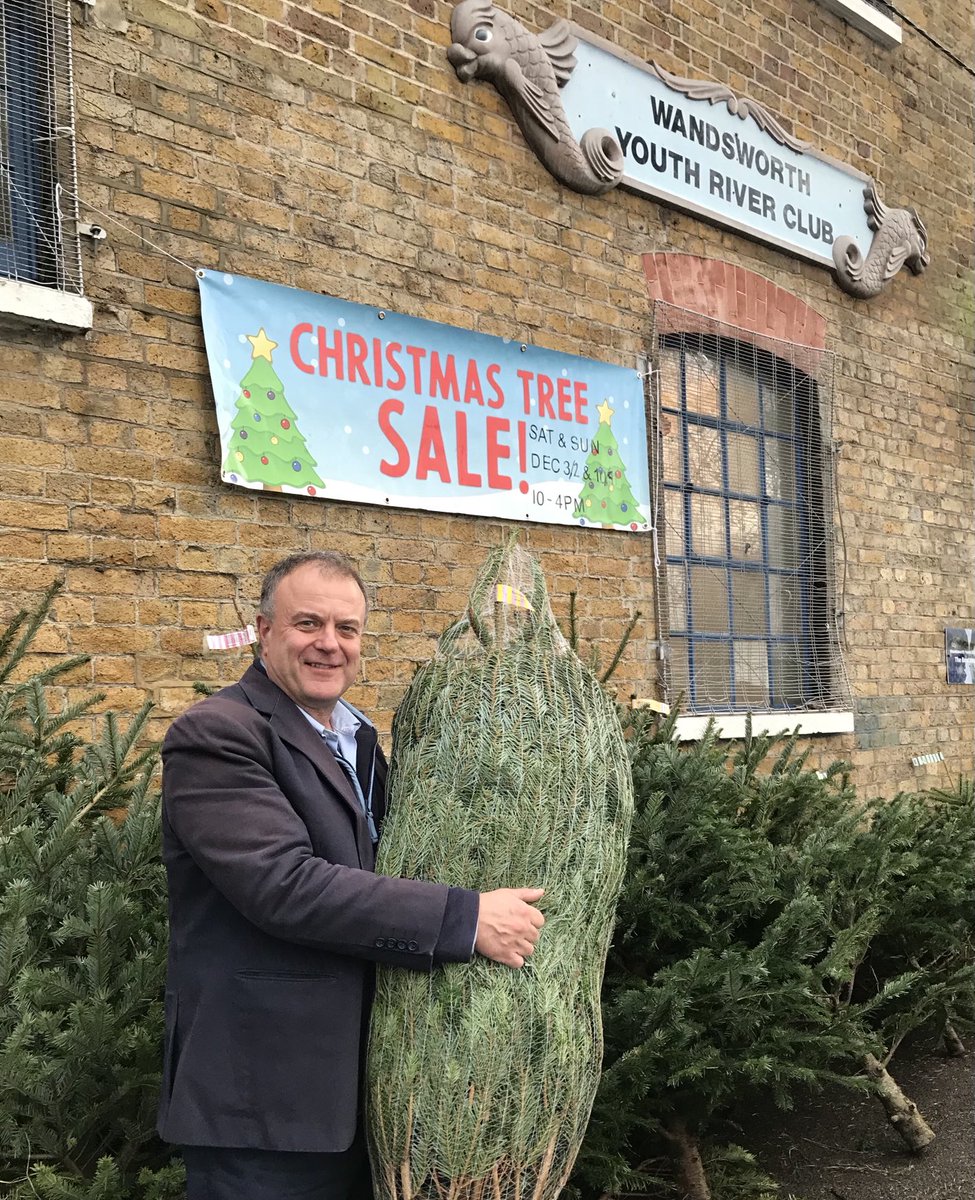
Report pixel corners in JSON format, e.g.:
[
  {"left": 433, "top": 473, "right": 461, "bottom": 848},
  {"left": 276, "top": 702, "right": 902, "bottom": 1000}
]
[
  {"left": 0, "top": 0, "right": 82, "bottom": 292},
  {"left": 651, "top": 301, "right": 851, "bottom": 714}
]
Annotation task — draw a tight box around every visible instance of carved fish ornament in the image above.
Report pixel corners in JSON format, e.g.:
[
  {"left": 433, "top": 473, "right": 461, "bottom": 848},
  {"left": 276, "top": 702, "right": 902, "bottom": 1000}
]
[
  {"left": 446, "top": 0, "right": 624, "bottom": 195},
  {"left": 832, "top": 182, "right": 930, "bottom": 299}
]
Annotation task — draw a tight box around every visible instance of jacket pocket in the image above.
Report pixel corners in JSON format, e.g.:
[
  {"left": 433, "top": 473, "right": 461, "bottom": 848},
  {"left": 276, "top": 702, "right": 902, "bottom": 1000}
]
[{"left": 232, "top": 973, "right": 359, "bottom": 1136}]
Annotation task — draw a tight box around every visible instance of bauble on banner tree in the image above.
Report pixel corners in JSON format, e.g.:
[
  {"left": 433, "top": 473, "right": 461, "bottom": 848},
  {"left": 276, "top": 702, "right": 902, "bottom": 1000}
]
[{"left": 367, "top": 540, "right": 633, "bottom": 1200}]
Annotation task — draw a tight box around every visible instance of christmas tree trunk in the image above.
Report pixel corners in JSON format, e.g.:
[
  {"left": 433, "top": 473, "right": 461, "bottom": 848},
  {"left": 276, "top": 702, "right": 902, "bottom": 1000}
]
[
  {"left": 366, "top": 542, "right": 633, "bottom": 1200},
  {"left": 663, "top": 1121, "right": 711, "bottom": 1200},
  {"left": 862, "top": 1053, "right": 936, "bottom": 1153}
]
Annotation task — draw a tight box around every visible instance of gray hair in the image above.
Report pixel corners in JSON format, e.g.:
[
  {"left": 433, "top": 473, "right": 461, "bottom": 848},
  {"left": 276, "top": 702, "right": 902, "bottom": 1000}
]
[{"left": 259, "top": 551, "right": 369, "bottom": 621}]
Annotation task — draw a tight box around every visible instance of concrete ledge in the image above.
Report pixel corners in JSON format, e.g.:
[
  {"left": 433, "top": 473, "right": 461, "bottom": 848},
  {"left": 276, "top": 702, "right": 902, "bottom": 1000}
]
[
  {"left": 817, "top": 0, "right": 902, "bottom": 48},
  {"left": 674, "top": 710, "right": 855, "bottom": 741},
  {"left": 0, "top": 278, "right": 93, "bottom": 331}
]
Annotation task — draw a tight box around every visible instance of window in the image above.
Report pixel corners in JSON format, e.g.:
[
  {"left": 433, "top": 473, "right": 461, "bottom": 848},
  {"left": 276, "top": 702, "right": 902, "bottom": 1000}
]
[
  {"left": 653, "top": 310, "right": 850, "bottom": 719},
  {"left": 0, "top": 0, "right": 83, "bottom": 295}
]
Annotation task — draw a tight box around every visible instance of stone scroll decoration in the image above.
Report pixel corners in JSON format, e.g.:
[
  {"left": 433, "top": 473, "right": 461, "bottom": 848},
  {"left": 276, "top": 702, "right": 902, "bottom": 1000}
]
[
  {"left": 647, "top": 60, "right": 809, "bottom": 155},
  {"left": 445, "top": 2, "right": 929, "bottom": 300},
  {"left": 445, "top": 0, "right": 624, "bottom": 195}
]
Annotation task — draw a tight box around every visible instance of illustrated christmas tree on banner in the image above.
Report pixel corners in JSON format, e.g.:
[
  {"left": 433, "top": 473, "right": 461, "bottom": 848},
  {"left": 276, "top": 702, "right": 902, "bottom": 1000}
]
[
  {"left": 574, "top": 398, "right": 648, "bottom": 530},
  {"left": 222, "top": 328, "right": 325, "bottom": 494}
]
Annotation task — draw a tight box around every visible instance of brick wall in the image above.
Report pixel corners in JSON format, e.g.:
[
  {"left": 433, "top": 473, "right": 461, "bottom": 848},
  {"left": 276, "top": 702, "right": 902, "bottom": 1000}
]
[{"left": 1, "top": 0, "right": 972, "bottom": 792}]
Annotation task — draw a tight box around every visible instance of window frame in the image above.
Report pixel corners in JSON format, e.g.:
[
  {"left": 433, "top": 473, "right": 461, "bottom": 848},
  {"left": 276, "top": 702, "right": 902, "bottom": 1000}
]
[
  {"left": 0, "top": 0, "right": 89, "bottom": 329},
  {"left": 653, "top": 328, "right": 851, "bottom": 728}
]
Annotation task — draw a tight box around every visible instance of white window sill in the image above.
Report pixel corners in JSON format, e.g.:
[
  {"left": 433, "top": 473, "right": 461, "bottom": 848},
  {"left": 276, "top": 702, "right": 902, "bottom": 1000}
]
[
  {"left": 0, "top": 279, "right": 93, "bottom": 332},
  {"left": 631, "top": 708, "right": 855, "bottom": 741},
  {"left": 674, "top": 711, "right": 855, "bottom": 741},
  {"left": 816, "top": 0, "right": 902, "bottom": 48}
]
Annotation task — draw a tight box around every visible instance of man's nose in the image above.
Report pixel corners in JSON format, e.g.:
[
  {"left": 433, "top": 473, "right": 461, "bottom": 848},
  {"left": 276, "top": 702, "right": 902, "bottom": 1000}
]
[{"left": 313, "top": 623, "right": 340, "bottom": 652}]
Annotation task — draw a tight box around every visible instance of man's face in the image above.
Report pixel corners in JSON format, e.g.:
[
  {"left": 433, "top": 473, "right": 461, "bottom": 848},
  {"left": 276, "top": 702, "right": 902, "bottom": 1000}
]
[{"left": 256, "top": 564, "right": 366, "bottom": 726}]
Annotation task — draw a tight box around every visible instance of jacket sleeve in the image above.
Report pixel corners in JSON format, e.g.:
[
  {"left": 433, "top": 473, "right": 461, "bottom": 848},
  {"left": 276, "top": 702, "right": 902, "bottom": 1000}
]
[{"left": 162, "top": 699, "right": 478, "bottom": 971}]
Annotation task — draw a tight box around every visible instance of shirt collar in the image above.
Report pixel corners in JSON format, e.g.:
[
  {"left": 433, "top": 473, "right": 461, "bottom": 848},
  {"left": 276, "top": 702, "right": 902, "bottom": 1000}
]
[{"left": 256, "top": 657, "right": 370, "bottom": 737}]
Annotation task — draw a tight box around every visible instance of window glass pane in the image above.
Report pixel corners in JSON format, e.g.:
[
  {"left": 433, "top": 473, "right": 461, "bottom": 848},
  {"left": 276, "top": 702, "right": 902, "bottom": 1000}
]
[
  {"left": 686, "top": 423, "right": 722, "bottom": 488},
  {"left": 725, "top": 359, "right": 760, "bottom": 427},
  {"left": 731, "top": 570, "right": 766, "bottom": 635},
  {"left": 683, "top": 350, "right": 720, "bottom": 418},
  {"left": 661, "top": 414, "right": 682, "bottom": 484},
  {"left": 690, "top": 565, "right": 729, "bottom": 633},
  {"left": 770, "top": 644, "right": 802, "bottom": 707},
  {"left": 768, "top": 574, "right": 800, "bottom": 636},
  {"left": 667, "top": 637, "right": 690, "bottom": 704},
  {"left": 733, "top": 641, "right": 770, "bottom": 708},
  {"left": 692, "top": 640, "right": 731, "bottom": 709},
  {"left": 765, "top": 382, "right": 795, "bottom": 435},
  {"left": 766, "top": 504, "right": 799, "bottom": 567},
  {"left": 765, "top": 436, "right": 797, "bottom": 501},
  {"left": 726, "top": 431, "right": 760, "bottom": 495},
  {"left": 689, "top": 493, "right": 725, "bottom": 558},
  {"left": 728, "top": 499, "right": 762, "bottom": 560},
  {"left": 663, "top": 490, "right": 685, "bottom": 556},
  {"left": 667, "top": 565, "right": 688, "bottom": 632},
  {"left": 658, "top": 349, "right": 682, "bottom": 411}
]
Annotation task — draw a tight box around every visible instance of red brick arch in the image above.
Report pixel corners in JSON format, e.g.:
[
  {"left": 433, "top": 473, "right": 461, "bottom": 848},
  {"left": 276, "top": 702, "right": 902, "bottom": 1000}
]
[{"left": 642, "top": 254, "right": 827, "bottom": 350}]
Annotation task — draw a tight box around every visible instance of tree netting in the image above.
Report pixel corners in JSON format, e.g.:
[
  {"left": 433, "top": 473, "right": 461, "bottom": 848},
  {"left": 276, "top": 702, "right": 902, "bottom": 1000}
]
[{"left": 366, "top": 541, "right": 634, "bottom": 1200}]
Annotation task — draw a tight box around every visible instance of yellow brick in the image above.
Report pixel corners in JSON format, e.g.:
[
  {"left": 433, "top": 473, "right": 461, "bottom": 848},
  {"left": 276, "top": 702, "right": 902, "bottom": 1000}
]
[
  {"left": 71, "top": 626, "right": 156, "bottom": 654},
  {"left": 65, "top": 568, "right": 149, "bottom": 595},
  {"left": 0, "top": 500, "right": 69, "bottom": 530},
  {"left": 0, "top": 530, "right": 45, "bottom": 559}
]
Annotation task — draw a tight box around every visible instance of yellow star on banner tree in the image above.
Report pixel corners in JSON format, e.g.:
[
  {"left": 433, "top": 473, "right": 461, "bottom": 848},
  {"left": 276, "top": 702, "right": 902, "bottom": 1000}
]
[
  {"left": 222, "top": 327, "right": 325, "bottom": 494},
  {"left": 573, "top": 398, "right": 647, "bottom": 530}
]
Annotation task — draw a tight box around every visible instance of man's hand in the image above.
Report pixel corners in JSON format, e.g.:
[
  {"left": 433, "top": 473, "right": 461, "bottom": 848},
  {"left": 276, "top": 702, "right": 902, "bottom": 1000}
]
[{"left": 475, "top": 887, "right": 545, "bottom": 968}]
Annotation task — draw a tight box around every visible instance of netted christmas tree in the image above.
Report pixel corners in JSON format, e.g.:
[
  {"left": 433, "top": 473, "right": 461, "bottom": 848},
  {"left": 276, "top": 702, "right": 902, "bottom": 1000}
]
[
  {"left": 0, "top": 585, "right": 182, "bottom": 1200},
  {"left": 573, "top": 400, "right": 646, "bottom": 530},
  {"left": 222, "top": 326, "right": 325, "bottom": 494},
  {"left": 367, "top": 540, "right": 633, "bottom": 1200}
]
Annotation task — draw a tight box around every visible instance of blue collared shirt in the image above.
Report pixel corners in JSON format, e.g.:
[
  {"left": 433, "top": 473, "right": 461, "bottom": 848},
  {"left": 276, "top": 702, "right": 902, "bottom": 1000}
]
[
  {"left": 257, "top": 659, "right": 378, "bottom": 842},
  {"left": 297, "top": 700, "right": 379, "bottom": 845}
]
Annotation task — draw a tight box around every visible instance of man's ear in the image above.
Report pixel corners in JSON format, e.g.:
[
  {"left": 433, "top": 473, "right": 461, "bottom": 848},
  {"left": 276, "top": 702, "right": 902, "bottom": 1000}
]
[{"left": 255, "top": 613, "right": 270, "bottom": 642}]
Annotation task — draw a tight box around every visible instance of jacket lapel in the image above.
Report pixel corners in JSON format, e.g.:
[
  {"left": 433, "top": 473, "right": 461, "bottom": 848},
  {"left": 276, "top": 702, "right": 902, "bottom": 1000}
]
[{"left": 236, "top": 664, "right": 367, "bottom": 833}]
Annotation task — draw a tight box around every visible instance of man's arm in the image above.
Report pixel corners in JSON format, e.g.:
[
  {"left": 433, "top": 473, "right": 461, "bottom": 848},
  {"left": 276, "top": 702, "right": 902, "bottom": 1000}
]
[
  {"left": 163, "top": 700, "right": 474, "bottom": 968},
  {"left": 163, "top": 700, "right": 543, "bottom": 970}
]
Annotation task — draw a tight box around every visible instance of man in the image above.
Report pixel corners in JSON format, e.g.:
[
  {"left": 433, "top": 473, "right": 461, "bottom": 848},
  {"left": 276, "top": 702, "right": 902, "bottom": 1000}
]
[{"left": 157, "top": 550, "right": 545, "bottom": 1200}]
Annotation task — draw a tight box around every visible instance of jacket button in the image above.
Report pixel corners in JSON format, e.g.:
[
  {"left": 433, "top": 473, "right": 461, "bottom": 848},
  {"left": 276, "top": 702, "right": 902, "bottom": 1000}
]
[
  {"left": 374, "top": 937, "right": 386, "bottom": 948},
  {"left": 407, "top": 940, "right": 418, "bottom": 951},
  {"left": 396, "top": 940, "right": 407, "bottom": 951}
]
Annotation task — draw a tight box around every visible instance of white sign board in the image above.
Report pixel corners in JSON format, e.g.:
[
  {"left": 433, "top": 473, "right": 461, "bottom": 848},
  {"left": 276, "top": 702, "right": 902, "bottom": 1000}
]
[{"left": 562, "top": 35, "right": 873, "bottom": 268}]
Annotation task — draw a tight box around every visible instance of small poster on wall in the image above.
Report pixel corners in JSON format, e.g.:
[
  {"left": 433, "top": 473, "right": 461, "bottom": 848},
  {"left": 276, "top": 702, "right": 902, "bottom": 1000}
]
[
  {"left": 945, "top": 628, "right": 975, "bottom": 684},
  {"left": 197, "top": 271, "right": 652, "bottom": 532}
]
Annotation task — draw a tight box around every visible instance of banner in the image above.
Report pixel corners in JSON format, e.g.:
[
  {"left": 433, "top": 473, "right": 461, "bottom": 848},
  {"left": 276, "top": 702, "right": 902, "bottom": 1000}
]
[{"left": 198, "top": 272, "right": 651, "bottom": 532}]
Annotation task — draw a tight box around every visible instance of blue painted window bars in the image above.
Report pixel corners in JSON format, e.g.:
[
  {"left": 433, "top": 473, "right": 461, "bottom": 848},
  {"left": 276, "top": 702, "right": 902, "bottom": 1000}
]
[
  {"left": 0, "top": 0, "right": 82, "bottom": 292},
  {"left": 652, "top": 308, "right": 850, "bottom": 714}
]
